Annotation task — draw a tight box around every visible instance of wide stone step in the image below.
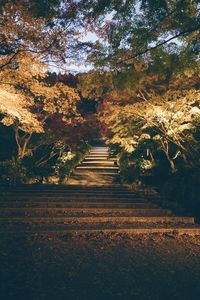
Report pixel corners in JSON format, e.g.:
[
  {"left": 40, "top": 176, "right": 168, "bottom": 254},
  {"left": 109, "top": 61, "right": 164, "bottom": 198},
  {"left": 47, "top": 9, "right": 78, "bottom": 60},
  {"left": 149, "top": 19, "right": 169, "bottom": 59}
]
[
  {"left": 0, "top": 216, "right": 194, "bottom": 225},
  {"left": 0, "top": 193, "right": 161, "bottom": 201},
  {"left": 65, "top": 179, "right": 120, "bottom": 186},
  {"left": 0, "top": 197, "right": 160, "bottom": 205},
  {"left": 0, "top": 195, "right": 157, "bottom": 201},
  {"left": 0, "top": 189, "right": 137, "bottom": 195},
  {"left": 0, "top": 220, "right": 198, "bottom": 236},
  {"left": 0, "top": 184, "right": 128, "bottom": 190},
  {"left": 0, "top": 186, "right": 138, "bottom": 196},
  {"left": 2, "top": 192, "right": 157, "bottom": 198},
  {"left": 0, "top": 196, "right": 157, "bottom": 202},
  {"left": 0, "top": 190, "right": 158, "bottom": 197},
  {"left": 2, "top": 227, "right": 199, "bottom": 236},
  {"left": 0, "top": 208, "right": 173, "bottom": 217},
  {"left": 0, "top": 190, "right": 160, "bottom": 197},
  {"left": 0, "top": 201, "right": 158, "bottom": 209}
]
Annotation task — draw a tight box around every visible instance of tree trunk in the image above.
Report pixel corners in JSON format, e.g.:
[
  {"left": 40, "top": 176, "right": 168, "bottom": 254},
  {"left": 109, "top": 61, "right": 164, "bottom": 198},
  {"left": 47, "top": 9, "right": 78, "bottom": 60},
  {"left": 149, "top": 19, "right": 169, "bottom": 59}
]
[
  {"left": 160, "top": 139, "right": 176, "bottom": 172},
  {"left": 13, "top": 124, "right": 32, "bottom": 160},
  {"left": 168, "top": 158, "right": 176, "bottom": 172}
]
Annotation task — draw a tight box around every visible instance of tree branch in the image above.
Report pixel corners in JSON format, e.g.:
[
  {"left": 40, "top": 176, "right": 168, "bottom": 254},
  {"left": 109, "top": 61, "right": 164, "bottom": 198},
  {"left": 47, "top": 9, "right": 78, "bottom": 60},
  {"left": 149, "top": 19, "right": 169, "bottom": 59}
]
[{"left": 117, "top": 25, "right": 200, "bottom": 66}]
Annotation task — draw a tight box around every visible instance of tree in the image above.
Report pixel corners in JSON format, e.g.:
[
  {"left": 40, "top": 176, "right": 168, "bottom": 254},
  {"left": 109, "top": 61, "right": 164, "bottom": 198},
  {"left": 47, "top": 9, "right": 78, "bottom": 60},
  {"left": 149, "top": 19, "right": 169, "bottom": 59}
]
[
  {"left": 100, "top": 88, "right": 200, "bottom": 172},
  {"left": 0, "top": 80, "right": 80, "bottom": 160},
  {"left": 81, "top": 0, "right": 200, "bottom": 70},
  {"left": 0, "top": 1, "right": 83, "bottom": 161}
]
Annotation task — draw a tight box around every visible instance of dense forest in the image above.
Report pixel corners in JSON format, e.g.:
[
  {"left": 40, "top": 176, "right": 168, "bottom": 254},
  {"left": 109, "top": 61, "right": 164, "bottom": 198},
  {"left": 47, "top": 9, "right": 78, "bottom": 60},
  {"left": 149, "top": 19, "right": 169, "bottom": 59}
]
[{"left": 0, "top": 0, "right": 199, "bottom": 214}]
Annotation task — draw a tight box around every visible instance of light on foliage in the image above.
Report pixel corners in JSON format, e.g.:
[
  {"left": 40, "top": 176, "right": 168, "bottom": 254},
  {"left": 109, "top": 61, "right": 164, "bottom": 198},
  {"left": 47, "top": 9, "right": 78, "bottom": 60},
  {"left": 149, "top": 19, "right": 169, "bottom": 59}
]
[{"left": 0, "top": 87, "right": 43, "bottom": 133}]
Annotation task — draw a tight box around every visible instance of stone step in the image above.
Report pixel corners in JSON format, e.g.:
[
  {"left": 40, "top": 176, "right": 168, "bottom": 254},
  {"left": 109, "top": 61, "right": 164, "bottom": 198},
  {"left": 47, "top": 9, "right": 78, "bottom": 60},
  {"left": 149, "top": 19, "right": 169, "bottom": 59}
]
[
  {"left": 0, "top": 144, "right": 198, "bottom": 237},
  {"left": 84, "top": 157, "right": 114, "bottom": 161},
  {"left": 0, "top": 184, "right": 129, "bottom": 190},
  {"left": 0, "top": 193, "right": 158, "bottom": 200},
  {"left": 0, "top": 208, "right": 173, "bottom": 217},
  {"left": 2, "top": 227, "right": 199, "bottom": 236},
  {"left": 0, "top": 190, "right": 157, "bottom": 196},
  {"left": 0, "top": 197, "right": 155, "bottom": 206},
  {"left": 84, "top": 154, "right": 110, "bottom": 157},
  {"left": 0, "top": 216, "right": 195, "bottom": 225},
  {"left": 81, "top": 161, "right": 117, "bottom": 165},
  {"left": 91, "top": 147, "right": 109, "bottom": 149},
  {"left": 0, "top": 188, "right": 145, "bottom": 192},
  {"left": 0, "top": 201, "right": 159, "bottom": 209},
  {"left": 88, "top": 149, "right": 109, "bottom": 151},
  {"left": 0, "top": 190, "right": 156, "bottom": 196},
  {"left": 73, "top": 170, "right": 119, "bottom": 175},
  {"left": 65, "top": 179, "right": 120, "bottom": 186},
  {"left": 76, "top": 165, "right": 119, "bottom": 169},
  {"left": 0, "top": 220, "right": 197, "bottom": 235},
  {"left": 0, "top": 194, "right": 159, "bottom": 200},
  {"left": 84, "top": 157, "right": 117, "bottom": 161},
  {"left": 88, "top": 152, "right": 112, "bottom": 154},
  {"left": 0, "top": 187, "right": 132, "bottom": 193},
  {"left": 0, "top": 195, "right": 158, "bottom": 201},
  {"left": 88, "top": 153, "right": 111, "bottom": 156}
]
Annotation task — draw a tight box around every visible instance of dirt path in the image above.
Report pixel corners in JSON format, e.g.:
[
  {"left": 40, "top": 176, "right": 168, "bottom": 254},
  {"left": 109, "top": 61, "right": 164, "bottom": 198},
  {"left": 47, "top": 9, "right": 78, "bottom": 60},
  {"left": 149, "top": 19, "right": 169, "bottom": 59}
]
[{"left": 1, "top": 233, "right": 200, "bottom": 300}]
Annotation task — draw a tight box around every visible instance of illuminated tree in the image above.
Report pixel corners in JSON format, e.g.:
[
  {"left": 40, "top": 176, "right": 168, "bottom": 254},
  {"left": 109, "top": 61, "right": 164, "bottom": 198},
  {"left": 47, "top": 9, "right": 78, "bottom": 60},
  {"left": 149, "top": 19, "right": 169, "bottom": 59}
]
[
  {"left": 100, "top": 88, "right": 200, "bottom": 172},
  {"left": 0, "top": 1, "right": 83, "bottom": 162}
]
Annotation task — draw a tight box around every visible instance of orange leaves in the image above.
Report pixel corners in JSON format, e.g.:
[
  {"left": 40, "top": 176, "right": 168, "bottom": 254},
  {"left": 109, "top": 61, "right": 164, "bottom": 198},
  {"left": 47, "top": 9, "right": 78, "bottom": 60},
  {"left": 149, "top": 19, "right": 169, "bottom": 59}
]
[{"left": 0, "top": 87, "right": 43, "bottom": 133}]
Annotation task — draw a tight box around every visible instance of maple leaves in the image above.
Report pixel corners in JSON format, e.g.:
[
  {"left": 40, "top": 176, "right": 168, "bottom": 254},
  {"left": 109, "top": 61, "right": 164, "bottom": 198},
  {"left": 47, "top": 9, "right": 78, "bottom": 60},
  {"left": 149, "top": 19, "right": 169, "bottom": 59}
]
[
  {"left": 0, "top": 86, "right": 43, "bottom": 133},
  {"left": 0, "top": 2, "right": 83, "bottom": 162},
  {"left": 100, "top": 87, "right": 200, "bottom": 172},
  {"left": 0, "top": 2, "right": 67, "bottom": 70}
]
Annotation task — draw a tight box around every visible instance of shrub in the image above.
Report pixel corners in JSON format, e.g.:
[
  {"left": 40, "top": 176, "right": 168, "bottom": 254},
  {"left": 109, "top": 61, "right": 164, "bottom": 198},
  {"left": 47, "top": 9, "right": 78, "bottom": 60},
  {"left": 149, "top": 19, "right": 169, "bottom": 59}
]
[
  {"left": 0, "top": 159, "right": 27, "bottom": 185},
  {"left": 161, "top": 167, "right": 200, "bottom": 219}
]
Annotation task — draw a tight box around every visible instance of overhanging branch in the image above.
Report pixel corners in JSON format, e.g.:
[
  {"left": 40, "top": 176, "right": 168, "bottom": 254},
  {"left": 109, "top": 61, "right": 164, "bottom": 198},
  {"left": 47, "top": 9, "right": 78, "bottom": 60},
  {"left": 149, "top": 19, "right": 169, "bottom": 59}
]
[{"left": 116, "top": 25, "right": 200, "bottom": 66}]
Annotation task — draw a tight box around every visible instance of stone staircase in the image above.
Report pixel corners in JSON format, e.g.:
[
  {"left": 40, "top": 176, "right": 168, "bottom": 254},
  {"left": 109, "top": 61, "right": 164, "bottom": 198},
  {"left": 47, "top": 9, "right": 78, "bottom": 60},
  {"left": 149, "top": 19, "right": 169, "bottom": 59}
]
[
  {"left": 0, "top": 146, "right": 199, "bottom": 236},
  {"left": 67, "top": 146, "right": 120, "bottom": 185}
]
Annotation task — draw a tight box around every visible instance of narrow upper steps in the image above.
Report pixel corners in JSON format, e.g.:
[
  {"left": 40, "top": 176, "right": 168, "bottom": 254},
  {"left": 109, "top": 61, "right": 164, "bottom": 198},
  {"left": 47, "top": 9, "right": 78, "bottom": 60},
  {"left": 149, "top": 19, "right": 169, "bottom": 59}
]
[{"left": 67, "top": 146, "right": 120, "bottom": 185}]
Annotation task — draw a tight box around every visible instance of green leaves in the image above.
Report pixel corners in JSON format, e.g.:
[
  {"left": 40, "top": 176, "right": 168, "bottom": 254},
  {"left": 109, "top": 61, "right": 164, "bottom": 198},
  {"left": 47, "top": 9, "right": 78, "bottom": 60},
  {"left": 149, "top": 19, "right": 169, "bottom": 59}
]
[{"left": 82, "top": 0, "right": 199, "bottom": 77}]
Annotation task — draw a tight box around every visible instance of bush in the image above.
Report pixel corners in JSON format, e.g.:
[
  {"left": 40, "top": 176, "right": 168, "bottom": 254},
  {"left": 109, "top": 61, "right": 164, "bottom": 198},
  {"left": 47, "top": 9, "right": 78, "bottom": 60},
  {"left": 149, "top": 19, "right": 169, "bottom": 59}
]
[
  {"left": 21, "top": 141, "right": 91, "bottom": 184},
  {"left": 0, "top": 159, "right": 27, "bottom": 185},
  {"left": 54, "top": 142, "right": 91, "bottom": 183},
  {"left": 161, "top": 167, "right": 200, "bottom": 219}
]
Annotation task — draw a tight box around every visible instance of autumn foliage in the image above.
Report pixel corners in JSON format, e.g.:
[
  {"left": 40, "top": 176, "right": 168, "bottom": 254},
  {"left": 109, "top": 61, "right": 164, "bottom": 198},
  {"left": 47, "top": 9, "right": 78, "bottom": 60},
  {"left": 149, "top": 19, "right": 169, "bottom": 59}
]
[{"left": 0, "top": 0, "right": 199, "bottom": 201}]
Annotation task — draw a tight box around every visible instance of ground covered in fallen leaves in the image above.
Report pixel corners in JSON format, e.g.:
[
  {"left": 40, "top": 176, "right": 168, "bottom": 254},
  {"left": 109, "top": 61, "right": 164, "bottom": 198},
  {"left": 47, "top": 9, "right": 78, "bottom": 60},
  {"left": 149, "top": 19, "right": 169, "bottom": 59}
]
[{"left": 1, "top": 233, "right": 200, "bottom": 300}]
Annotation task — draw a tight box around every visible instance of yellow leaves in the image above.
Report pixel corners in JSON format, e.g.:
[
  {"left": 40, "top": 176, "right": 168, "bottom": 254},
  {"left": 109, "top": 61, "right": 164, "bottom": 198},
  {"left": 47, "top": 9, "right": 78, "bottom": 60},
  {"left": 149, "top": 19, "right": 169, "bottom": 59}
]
[
  {"left": 110, "top": 135, "right": 137, "bottom": 153},
  {"left": 17, "top": 53, "right": 47, "bottom": 78},
  {"left": 0, "top": 52, "right": 80, "bottom": 134},
  {"left": 1, "top": 115, "right": 14, "bottom": 127},
  {"left": 153, "top": 134, "right": 161, "bottom": 141},
  {"left": 0, "top": 87, "right": 43, "bottom": 133},
  {"left": 139, "top": 134, "right": 151, "bottom": 141},
  {"left": 40, "top": 83, "right": 80, "bottom": 116},
  {"left": 100, "top": 86, "right": 200, "bottom": 156},
  {"left": 0, "top": 52, "right": 47, "bottom": 91},
  {"left": 0, "top": 2, "right": 68, "bottom": 76}
]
